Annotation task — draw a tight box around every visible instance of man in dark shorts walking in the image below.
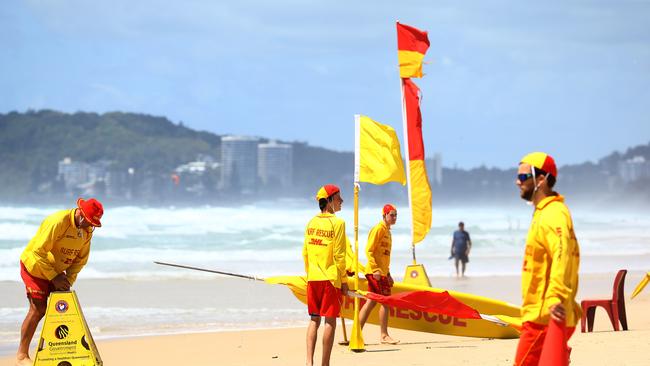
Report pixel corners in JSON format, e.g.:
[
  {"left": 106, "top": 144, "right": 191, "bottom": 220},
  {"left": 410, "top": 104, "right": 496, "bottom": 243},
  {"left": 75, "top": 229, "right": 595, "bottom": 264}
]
[
  {"left": 303, "top": 185, "right": 349, "bottom": 366},
  {"left": 450, "top": 221, "right": 472, "bottom": 277}
]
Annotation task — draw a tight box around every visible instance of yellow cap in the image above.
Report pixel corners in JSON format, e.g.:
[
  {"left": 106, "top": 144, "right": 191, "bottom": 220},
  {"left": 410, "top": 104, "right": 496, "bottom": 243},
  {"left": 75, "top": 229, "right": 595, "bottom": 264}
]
[
  {"left": 316, "top": 185, "right": 340, "bottom": 201},
  {"left": 520, "top": 152, "right": 557, "bottom": 177}
]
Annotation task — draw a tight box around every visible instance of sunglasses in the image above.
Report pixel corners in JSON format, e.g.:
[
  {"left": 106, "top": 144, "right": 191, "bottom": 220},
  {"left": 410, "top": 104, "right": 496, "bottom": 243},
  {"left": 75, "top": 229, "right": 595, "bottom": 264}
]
[{"left": 517, "top": 173, "right": 534, "bottom": 183}]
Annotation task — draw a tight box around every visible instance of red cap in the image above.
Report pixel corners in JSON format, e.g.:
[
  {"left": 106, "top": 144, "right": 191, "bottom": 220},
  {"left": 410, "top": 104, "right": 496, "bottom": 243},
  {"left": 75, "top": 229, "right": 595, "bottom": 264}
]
[
  {"left": 383, "top": 204, "right": 397, "bottom": 216},
  {"left": 77, "top": 198, "right": 104, "bottom": 227},
  {"left": 316, "top": 185, "right": 340, "bottom": 201}
]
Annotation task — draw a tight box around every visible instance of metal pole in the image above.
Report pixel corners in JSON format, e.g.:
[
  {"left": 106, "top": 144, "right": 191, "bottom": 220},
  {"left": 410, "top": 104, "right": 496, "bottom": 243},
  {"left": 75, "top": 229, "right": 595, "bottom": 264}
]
[
  {"left": 153, "top": 261, "right": 263, "bottom": 281},
  {"left": 349, "top": 183, "right": 365, "bottom": 352}
]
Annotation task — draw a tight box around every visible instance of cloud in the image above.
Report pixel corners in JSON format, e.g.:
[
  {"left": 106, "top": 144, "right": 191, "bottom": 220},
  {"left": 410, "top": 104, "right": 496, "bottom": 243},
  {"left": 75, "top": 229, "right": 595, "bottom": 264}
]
[{"left": 5, "top": 0, "right": 650, "bottom": 168}]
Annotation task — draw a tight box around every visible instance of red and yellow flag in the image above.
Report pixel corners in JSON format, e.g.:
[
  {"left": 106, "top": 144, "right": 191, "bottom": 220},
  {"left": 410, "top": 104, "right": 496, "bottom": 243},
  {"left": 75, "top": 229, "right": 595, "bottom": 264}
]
[
  {"left": 402, "top": 78, "right": 432, "bottom": 244},
  {"left": 396, "top": 22, "right": 430, "bottom": 78}
]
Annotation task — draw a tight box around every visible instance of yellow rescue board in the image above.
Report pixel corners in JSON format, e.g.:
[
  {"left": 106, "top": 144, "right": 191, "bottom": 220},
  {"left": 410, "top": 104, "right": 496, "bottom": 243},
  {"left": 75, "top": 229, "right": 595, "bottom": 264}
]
[{"left": 266, "top": 275, "right": 520, "bottom": 339}]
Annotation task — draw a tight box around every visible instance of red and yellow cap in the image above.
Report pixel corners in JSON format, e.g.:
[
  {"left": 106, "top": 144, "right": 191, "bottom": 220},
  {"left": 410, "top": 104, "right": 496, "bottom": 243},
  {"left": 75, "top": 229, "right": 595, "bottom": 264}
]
[
  {"left": 520, "top": 152, "right": 557, "bottom": 178},
  {"left": 316, "top": 185, "right": 340, "bottom": 201},
  {"left": 77, "top": 197, "right": 104, "bottom": 227},
  {"left": 383, "top": 204, "right": 396, "bottom": 216}
]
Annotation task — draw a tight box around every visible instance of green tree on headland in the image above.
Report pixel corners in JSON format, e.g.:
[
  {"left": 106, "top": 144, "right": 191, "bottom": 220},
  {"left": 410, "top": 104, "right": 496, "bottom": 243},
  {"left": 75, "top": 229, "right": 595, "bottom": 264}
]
[{"left": 0, "top": 110, "right": 220, "bottom": 200}]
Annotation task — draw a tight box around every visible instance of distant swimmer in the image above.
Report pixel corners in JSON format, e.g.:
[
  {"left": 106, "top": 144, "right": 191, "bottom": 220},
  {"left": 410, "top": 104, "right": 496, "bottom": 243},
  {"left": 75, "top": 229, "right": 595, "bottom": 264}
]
[
  {"left": 303, "top": 185, "right": 349, "bottom": 366},
  {"left": 16, "top": 198, "right": 104, "bottom": 366},
  {"left": 358, "top": 204, "right": 399, "bottom": 345},
  {"left": 450, "top": 221, "right": 472, "bottom": 277},
  {"left": 513, "top": 152, "right": 581, "bottom": 366}
]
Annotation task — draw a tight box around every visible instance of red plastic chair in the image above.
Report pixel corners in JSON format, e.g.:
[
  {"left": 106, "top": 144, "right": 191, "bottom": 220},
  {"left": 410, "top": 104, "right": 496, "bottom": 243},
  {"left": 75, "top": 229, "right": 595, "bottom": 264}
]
[{"left": 580, "top": 269, "right": 628, "bottom": 332}]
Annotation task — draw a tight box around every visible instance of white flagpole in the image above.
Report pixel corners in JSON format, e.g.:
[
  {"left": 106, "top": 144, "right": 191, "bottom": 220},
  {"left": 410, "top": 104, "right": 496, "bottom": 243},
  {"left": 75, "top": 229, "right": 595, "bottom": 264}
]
[
  {"left": 354, "top": 115, "right": 361, "bottom": 183},
  {"left": 399, "top": 78, "right": 416, "bottom": 264}
]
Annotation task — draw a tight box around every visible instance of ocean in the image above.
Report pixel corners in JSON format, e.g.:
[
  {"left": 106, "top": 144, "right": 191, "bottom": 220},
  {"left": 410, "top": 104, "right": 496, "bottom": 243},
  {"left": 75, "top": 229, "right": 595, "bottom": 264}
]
[{"left": 1, "top": 200, "right": 648, "bottom": 355}]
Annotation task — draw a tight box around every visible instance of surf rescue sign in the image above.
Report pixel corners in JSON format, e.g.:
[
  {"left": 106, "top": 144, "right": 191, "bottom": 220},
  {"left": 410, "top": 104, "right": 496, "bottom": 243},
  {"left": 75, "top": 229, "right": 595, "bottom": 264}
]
[{"left": 34, "top": 291, "right": 102, "bottom": 366}]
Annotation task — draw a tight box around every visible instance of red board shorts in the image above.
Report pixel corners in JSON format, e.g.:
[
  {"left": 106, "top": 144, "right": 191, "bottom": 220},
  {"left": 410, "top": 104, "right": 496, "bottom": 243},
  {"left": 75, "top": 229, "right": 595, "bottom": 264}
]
[
  {"left": 307, "top": 280, "right": 342, "bottom": 318},
  {"left": 514, "top": 321, "right": 576, "bottom": 366},
  {"left": 20, "top": 261, "right": 54, "bottom": 301},
  {"left": 366, "top": 274, "right": 391, "bottom": 296}
]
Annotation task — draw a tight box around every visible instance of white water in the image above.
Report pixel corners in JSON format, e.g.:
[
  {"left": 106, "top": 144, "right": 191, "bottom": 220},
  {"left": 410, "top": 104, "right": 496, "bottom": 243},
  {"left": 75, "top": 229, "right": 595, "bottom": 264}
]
[
  {"left": 1, "top": 202, "right": 648, "bottom": 281},
  {"left": 1, "top": 201, "right": 648, "bottom": 355}
]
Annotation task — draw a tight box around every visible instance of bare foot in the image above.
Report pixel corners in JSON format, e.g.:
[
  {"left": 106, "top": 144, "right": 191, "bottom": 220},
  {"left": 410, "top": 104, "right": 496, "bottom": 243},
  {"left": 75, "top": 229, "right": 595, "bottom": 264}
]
[
  {"left": 380, "top": 336, "right": 400, "bottom": 345},
  {"left": 15, "top": 354, "right": 33, "bottom": 366}
]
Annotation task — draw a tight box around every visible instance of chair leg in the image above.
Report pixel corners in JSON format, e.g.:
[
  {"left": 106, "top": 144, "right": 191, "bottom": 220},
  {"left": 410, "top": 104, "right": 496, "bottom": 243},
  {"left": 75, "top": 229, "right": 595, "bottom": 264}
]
[
  {"left": 587, "top": 307, "right": 596, "bottom": 332},
  {"left": 610, "top": 303, "right": 620, "bottom": 331},
  {"left": 619, "top": 301, "right": 628, "bottom": 331},
  {"left": 581, "top": 307, "right": 587, "bottom": 333}
]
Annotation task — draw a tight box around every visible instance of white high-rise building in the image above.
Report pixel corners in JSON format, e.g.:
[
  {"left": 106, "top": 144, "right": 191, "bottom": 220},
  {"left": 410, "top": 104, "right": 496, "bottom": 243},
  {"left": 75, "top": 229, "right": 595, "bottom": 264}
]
[
  {"left": 221, "top": 136, "right": 259, "bottom": 194},
  {"left": 258, "top": 141, "right": 293, "bottom": 189},
  {"left": 619, "top": 156, "right": 650, "bottom": 183}
]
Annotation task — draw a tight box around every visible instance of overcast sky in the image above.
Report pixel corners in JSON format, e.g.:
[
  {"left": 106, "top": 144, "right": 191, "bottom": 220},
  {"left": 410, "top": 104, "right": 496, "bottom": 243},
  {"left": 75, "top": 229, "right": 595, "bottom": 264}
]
[{"left": 1, "top": 0, "right": 649, "bottom": 168}]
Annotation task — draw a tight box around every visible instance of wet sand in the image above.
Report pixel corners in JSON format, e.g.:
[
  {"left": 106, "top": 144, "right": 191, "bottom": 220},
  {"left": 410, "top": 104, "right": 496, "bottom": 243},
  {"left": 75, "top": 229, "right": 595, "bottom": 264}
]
[{"left": 1, "top": 271, "right": 649, "bottom": 365}]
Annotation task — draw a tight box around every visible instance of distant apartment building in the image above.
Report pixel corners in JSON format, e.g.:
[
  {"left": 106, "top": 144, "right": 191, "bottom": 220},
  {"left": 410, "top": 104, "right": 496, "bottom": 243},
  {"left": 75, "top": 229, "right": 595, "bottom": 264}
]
[
  {"left": 221, "top": 135, "right": 259, "bottom": 195},
  {"left": 258, "top": 141, "right": 293, "bottom": 189},
  {"left": 426, "top": 153, "right": 443, "bottom": 186},
  {"left": 619, "top": 156, "right": 650, "bottom": 183},
  {"left": 57, "top": 158, "right": 111, "bottom": 195},
  {"left": 175, "top": 154, "right": 218, "bottom": 175},
  {"left": 57, "top": 157, "right": 89, "bottom": 191},
  {"left": 173, "top": 155, "right": 220, "bottom": 196}
]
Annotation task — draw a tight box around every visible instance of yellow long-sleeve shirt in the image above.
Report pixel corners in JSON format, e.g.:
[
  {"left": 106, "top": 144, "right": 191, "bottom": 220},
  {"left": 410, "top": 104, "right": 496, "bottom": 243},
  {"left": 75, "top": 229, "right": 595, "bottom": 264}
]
[
  {"left": 364, "top": 221, "right": 392, "bottom": 276},
  {"left": 521, "top": 195, "right": 581, "bottom": 327},
  {"left": 302, "top": 213, "right": 348, "bottom": 288},
  {"left": 20, "top": 209, "right": 92, "bottom": 285}
]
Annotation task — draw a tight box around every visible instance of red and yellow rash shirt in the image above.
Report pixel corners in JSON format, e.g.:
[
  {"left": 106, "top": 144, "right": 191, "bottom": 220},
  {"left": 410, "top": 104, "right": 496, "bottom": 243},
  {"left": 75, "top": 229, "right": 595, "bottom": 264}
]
[
  {"left": 365, "top": 221, "right": 392, "bottom": 276},
  {"left": 20, "top": 209, "right": 92, "bottom": 285},
  {"left": 521, "top": 195, "right": 581, "bottom": 327},
  {"left": 302, "top": 213, "right": 348, "bottom": 288}
]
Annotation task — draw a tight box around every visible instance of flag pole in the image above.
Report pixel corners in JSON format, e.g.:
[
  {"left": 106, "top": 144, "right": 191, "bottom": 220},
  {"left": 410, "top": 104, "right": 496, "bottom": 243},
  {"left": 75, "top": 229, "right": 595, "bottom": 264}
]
[
  {"left": 399, "top": 76, "right": 417, "bottom": 265},
  {"left": 349, "top": 115, "right": 365, "bottom": 351}
]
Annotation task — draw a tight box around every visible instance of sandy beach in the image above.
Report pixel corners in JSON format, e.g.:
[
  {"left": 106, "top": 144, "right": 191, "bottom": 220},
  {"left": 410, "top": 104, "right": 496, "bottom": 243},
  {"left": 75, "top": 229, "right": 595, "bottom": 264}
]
[{"left": 1, "top": 272, "right": 649, "bottom": 366}]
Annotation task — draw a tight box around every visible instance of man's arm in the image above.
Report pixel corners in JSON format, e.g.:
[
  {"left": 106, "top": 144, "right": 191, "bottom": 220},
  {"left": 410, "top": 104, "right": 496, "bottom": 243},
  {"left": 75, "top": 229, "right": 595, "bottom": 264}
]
[
  {"left": 544, "top": 214, "right": 577, "bottom": 320},
  {"left": 302, "top": 234, "right": 309, "bottom": 276},
  {"left": 365, "top": 225, "right": 384, "bottom": 277},
  {"left": 333, "top": 221, "right": 348, "bottom": 294},
  {"left": 344, "top": 237, "right": 356, "bottom": 275},
  {"left": 65, "top": 236, "right": 92, "bottom": 285},
  {"left": 333, "top": 221, "right": 347, "bottom": 281},
  {"left": 466, "top": 232, "right": 472, "bottom": 255},
  {"left": 24, "top": 216, "right": 64, "bottom": 281},
  {"left": 450, "top": 233, "right": 455, "bottom": 256}
]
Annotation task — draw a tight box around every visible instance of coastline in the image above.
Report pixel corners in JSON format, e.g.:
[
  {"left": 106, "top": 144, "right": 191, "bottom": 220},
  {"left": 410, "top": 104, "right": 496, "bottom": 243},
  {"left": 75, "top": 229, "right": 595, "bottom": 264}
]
[{"left": 2, "top": 271, "right": 649, "bottom": 365}]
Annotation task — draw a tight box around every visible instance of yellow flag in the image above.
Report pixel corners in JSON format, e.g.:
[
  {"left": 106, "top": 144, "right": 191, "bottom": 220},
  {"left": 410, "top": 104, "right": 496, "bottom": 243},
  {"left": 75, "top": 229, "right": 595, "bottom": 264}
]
[{"left": 354, "top": 115, "right": 406, "bottom": 185}]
